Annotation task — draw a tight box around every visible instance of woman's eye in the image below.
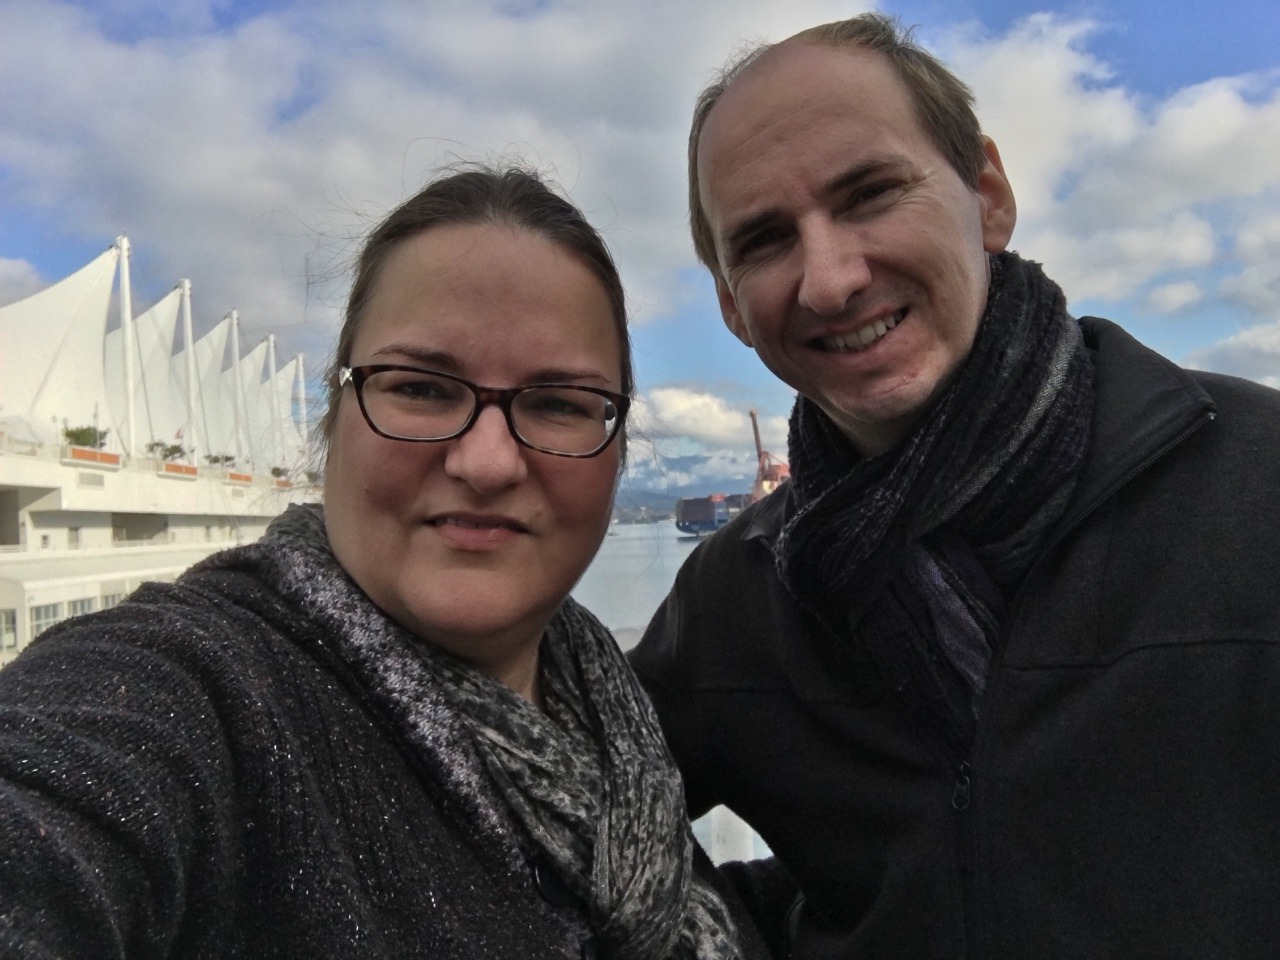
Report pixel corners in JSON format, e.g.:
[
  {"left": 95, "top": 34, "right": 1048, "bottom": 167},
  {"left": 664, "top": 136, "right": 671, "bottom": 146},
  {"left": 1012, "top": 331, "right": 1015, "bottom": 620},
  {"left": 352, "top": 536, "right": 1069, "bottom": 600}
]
[
  {"left": 376, "top": 374, "right": 462, "bottom": 403},
  {"left": 382, "top": 378, "right": 440, "bottom": 400},
  {"left": 537, "top": 396, "right": 590, "bottom": 417},
  {"left": 525, "top": 391, "right": 596, "bottom": 419},
  {"left": 398, "top": 380, "right": 443, "bottom": 399}
]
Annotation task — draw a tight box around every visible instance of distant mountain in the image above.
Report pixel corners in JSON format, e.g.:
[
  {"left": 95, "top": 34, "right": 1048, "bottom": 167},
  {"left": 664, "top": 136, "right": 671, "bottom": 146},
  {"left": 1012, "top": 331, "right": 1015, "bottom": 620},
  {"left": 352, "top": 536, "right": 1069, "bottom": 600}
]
[
  {"left": 613, "top": 464, "right": 756, "bottom": 524},
  {"left": 624, "top": 453, "right": 753, "bottom": 494}
]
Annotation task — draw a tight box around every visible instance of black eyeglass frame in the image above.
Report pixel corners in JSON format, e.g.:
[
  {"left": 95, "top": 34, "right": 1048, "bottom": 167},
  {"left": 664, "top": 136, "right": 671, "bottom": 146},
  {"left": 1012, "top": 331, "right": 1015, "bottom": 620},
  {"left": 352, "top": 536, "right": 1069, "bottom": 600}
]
[{"left": 339, "top": 364, "right": 631, "bottom": 459}]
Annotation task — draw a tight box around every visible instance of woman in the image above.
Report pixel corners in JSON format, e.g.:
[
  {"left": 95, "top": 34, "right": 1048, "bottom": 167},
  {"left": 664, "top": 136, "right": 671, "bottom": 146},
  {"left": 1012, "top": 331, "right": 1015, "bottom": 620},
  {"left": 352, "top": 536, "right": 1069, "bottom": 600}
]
[{"left": 0, "top": 167, "right": 768, "bottom": 959}]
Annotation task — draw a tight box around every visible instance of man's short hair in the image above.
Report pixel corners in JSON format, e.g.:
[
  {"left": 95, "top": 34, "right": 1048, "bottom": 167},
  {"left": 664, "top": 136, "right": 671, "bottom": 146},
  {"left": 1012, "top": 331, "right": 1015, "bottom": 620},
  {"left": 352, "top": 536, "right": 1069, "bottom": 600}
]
[{"left": 688, "top": 12, "right": 987, "bottom": 273}]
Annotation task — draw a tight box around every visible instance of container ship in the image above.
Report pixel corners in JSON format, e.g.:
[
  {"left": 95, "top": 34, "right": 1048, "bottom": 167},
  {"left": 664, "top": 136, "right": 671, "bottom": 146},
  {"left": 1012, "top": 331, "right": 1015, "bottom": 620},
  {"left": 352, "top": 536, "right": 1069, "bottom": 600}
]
[{"left": 674, "top": 410, "right": 789, "bottom": 536}]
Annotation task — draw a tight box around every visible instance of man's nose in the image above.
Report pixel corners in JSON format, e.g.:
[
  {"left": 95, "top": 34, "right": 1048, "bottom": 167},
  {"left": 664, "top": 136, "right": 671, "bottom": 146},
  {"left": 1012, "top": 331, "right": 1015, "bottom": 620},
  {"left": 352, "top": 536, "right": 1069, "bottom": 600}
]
[
  {"left": 796, "top": 222, "right": 872, "bottom": 316},
  {"left": 443, "top": 404, "right": 529, "bottom": 493}
]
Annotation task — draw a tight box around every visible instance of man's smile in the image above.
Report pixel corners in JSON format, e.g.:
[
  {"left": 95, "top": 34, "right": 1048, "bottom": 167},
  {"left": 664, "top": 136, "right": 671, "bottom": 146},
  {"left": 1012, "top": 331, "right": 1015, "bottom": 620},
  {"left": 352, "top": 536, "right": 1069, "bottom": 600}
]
[{"left": 811, "top": 308, "right": 906, "bottom": 352}]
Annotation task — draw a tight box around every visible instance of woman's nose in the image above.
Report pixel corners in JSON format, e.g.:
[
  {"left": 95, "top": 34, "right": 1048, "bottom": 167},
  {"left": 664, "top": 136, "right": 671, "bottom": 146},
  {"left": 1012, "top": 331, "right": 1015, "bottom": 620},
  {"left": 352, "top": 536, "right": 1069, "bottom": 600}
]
[{"left": 442, "top": 404, "right": 529, "bottom": 493}]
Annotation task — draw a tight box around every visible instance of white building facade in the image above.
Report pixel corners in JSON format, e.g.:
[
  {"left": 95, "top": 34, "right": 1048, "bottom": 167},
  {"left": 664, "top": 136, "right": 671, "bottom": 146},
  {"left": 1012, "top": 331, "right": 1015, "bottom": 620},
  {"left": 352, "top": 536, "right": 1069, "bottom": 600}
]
[{"left": 0, "top": 237, "right": 315, "bottom": 665}]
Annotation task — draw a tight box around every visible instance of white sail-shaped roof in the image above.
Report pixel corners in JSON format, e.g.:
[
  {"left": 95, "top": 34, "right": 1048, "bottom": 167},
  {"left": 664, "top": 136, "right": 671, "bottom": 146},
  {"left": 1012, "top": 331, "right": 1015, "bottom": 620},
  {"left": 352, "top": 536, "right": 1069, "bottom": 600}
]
[
  {"left": 247, "top": 361, "right": 287, "bottom": 471},
  {"left": 168, "top": 350, "right": 200, "bottom": 463},
  {"left": 3, "top": 241, "right": 310, "bottom": 479},
  {"left": 190, "top": 317, "right": 233, "bottom": 464},
  {"left": 227, "top": 340, "right": 269, "bottom": 470},
  {"left": 104, "top": 286, "right": 183, "bottom": 452},
  {"left": 0, "top": 247, "right": 119, "bottom": 447},
  {"left": 264, "top": 356, "right": 306, "bottom": 472}
]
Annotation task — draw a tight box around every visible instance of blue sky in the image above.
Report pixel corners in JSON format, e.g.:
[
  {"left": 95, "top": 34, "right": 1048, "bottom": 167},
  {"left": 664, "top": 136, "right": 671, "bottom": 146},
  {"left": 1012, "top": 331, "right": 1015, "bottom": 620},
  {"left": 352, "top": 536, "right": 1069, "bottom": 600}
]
[{"left": 2, "top": 0, "right": 1278, "bottom": 491}]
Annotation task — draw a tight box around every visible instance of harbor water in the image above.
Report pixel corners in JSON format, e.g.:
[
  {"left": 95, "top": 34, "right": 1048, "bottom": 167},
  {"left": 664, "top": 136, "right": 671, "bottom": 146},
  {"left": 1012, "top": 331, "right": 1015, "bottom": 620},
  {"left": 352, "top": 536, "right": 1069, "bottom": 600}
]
[
  {"left": 571, "top": 521, "right": 702, "bottom": 647},
  {"left": 572, "top": 521, "right": 770, "bottom": 863}
]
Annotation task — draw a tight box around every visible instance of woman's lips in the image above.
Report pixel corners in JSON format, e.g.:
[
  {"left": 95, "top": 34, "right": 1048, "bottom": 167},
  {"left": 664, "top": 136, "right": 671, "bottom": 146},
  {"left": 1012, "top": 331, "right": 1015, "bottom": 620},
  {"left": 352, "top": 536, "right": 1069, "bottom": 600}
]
[{"left": 429, "top": 513, "right": 528, "bottom": 548}]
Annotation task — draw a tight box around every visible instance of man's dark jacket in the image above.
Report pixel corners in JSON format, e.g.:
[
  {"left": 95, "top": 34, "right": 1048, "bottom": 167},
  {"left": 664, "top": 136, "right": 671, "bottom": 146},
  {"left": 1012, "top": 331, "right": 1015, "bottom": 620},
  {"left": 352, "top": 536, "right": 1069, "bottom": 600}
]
[{"left": 631, "top": 318, "right": 1280, "bottom": 958}]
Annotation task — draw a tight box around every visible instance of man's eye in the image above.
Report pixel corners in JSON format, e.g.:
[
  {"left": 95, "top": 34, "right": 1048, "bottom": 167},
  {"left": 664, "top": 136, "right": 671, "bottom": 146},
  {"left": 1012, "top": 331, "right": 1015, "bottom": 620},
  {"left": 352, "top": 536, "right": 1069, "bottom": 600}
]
[
  {"left": 736, "top": 226, "right": 789, "bottom": 260},
  {"left": 843, "top": 181, "right": 903, "bottom": 213}
]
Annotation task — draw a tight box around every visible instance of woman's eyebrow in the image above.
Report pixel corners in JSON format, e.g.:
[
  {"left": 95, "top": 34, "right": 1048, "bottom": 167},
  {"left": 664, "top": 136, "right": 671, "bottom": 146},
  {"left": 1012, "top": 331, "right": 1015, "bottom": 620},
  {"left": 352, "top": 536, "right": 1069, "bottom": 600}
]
[
  {"left": 362, "top": 349, "right": 611, "bottom": 386},
  {"left": 525, "top": 368, "right": 612, "bottom": 385},
  {"left": 367, "top": 344, "right": 458, "bottom": 370}
]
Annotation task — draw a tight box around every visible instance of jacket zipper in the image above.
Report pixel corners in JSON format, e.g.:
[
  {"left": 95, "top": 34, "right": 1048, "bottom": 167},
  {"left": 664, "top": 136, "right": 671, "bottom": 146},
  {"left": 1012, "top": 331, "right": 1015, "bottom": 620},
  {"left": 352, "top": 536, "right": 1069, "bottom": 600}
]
[
  {"left": 952, "top": 761, "right": 972, "bottom": 810},
  {"left": 954, "top": 406, "right": 1215, "bottom": 959}
]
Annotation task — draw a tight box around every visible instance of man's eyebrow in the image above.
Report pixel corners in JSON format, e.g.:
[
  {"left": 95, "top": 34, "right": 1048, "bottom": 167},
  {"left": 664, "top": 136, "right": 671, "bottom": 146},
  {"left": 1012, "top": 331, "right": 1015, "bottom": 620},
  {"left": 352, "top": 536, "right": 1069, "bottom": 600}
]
[
  {"left": 823, "top": 157, "right": 907, "bottom": 196},
  {"left": 723, "top": 210, "right": 784, "bottom": 256},
  {"left": 720, "top": 157, "right": 910, "bottom": 255}
]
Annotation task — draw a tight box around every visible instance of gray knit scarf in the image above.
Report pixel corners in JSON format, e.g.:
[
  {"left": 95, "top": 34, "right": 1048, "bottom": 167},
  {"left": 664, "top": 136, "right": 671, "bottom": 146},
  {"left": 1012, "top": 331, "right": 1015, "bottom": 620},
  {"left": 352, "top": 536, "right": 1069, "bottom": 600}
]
[
  {"left": 776, "top": 253, "right": 1094, "bottom": 753},
  {"left": 206, "top": 504, "right": 741, "bottom": 960}
]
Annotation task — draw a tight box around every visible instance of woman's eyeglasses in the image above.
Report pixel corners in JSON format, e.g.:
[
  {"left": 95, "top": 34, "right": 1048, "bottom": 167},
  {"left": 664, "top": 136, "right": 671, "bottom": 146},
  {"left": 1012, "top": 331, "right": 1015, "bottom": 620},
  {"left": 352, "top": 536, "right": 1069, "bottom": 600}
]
[{"left": 339, "top": 365, "right": 629, "bottom": 459}]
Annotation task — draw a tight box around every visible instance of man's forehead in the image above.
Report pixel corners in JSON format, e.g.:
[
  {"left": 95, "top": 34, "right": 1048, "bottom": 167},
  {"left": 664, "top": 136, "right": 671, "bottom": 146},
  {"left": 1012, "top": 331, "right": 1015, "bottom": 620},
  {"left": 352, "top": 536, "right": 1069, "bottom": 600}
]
[
  {"left": 697, "top": 43, "right": 917, "bottom": 217},
  {"left": 709, "top": 41, "right": 899, "bottom": 126},
  {"left": 700, "top": 43, "right": 912, "bottom": 167}
]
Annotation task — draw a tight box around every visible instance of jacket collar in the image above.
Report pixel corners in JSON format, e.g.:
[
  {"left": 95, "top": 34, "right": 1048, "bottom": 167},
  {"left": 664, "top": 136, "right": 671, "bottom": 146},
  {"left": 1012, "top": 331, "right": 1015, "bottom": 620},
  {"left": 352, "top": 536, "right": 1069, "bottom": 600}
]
[{"left": 1057, "top": 316, "right": 1215, "bottom": 532}]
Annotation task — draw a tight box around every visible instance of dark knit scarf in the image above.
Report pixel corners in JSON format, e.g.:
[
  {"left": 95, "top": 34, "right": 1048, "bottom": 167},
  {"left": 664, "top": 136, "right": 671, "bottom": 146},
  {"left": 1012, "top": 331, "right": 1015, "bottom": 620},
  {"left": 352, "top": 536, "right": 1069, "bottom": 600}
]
[
  {"left": 219, "top": 504, "right": 741, "bottom": 960},
  {"left": 776, "top": 253, "right": 1094, "bottom": 753}
]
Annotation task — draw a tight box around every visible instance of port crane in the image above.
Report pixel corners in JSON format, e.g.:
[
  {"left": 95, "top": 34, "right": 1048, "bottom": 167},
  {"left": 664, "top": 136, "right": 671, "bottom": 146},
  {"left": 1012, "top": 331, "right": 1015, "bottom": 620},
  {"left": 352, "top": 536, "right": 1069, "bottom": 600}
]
[
  {"left": 749, "top": 409, "right": 790, "bottom": 502},
  {"left": 674, "top": 409, "right": 790, "bottom": 535}
]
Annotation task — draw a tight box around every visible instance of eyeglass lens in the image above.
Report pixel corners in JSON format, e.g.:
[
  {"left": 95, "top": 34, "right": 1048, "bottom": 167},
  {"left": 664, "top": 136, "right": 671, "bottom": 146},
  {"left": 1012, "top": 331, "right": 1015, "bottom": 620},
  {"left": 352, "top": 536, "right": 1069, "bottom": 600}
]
[{"left": 359, "top": 368, "right": 619, "bottom": 455}]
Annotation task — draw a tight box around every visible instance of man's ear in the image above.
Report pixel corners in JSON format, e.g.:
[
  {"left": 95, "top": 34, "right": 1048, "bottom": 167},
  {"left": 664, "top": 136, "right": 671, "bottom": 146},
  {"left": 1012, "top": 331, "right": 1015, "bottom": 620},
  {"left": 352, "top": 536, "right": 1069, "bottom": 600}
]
[
  {"left": 977, "top": 137, "right": 1017, "bottom": 253},
  {"left": 715, "top": 275, "right": 754, "bottom": 347}
]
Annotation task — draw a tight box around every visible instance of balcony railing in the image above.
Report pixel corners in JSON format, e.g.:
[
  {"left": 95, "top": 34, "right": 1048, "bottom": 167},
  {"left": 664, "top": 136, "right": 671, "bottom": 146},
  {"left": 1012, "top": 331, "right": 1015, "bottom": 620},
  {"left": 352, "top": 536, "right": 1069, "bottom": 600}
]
[
  {"left": 62, "top": 445, "right": 122, "bottom": 470},
  {"left": 157, "top": 461, "right": 198, "bottom": 479}
]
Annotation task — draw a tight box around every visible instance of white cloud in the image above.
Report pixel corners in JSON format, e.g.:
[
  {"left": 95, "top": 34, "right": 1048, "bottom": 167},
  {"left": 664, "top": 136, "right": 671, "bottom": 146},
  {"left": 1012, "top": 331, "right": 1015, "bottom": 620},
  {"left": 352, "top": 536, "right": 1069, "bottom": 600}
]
[
  {"left": 949, "top": 14, "right": 1138, "bottom": 224},
  {"left": 1146, "top": 281, "right": 1203, "bottom": 314},
  {"left": 1186, "top": 321, "right": 1280, "bottom": 384},
  {"left": 0, "top": 0, "right": 871, "bottom": 362},
  {"left": 639, "top": 385, "right": 788, "bottom": 452},
  {"left": 622, "top": 384, "right": 789, "bottom": 490},
  {"left": 1027, "top": 210, "right": 1216, "bottom": 302},
  {"left": 0, "top": 258, "right": 44, "bottom": 307},
  {"left": 1069, "top": 75, "right": 1280, "bottom": 223},
  {"left": 644, "top": 386, "right": 752, "bottom": 447},
  {"left": 946, "top": 14, "right": 1280, "bottom": 317},
  {"left": 3, "top": 0, "right": 1280, "bottom": 459},
  {"left": 1221, "top": 213, "right": 1280, "bottom": 316}
]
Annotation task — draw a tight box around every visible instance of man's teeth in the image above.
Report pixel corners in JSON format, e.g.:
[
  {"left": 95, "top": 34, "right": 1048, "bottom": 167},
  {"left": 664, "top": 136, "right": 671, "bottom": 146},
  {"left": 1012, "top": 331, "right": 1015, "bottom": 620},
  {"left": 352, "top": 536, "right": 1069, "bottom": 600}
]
[{"left": 822, "top": 311, "right": 902, "bottom": 352}]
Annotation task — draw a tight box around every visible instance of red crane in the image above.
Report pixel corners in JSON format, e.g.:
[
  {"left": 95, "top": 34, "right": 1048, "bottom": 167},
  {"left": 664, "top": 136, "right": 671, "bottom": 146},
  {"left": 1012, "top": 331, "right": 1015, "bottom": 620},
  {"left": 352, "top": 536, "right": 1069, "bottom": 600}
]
[{"left": 749, "top": 409, "right": 790, "bottom": 503}]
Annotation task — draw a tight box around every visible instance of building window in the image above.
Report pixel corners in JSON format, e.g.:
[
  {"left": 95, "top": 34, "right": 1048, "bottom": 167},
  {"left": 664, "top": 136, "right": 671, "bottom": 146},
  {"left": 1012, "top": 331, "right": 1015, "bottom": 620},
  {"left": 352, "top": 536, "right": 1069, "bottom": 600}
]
[
  {"left": 101, "top": 593, "right": 125, "bottom": 610},
  {"left": 40, "top": 534, "right": 50, "bottom": 549},
  {"left": 67, "top": 598, "right": 96, "bottom": 617},
  {"left": 69, "top": 527, "right": 81, "bottom": 548},
  {"left": 1, "top": 610, "right": 16, "bottom": 650},
  {"left": 29, "top": 603, "right": 63, "bottom": 639}
]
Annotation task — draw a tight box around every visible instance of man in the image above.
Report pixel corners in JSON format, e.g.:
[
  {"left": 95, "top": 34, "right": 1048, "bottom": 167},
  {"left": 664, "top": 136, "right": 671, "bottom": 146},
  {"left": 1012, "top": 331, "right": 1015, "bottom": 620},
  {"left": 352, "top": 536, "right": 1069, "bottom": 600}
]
[{"left": 630, "top": 12, "right": 1280, "bottom": 958}]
